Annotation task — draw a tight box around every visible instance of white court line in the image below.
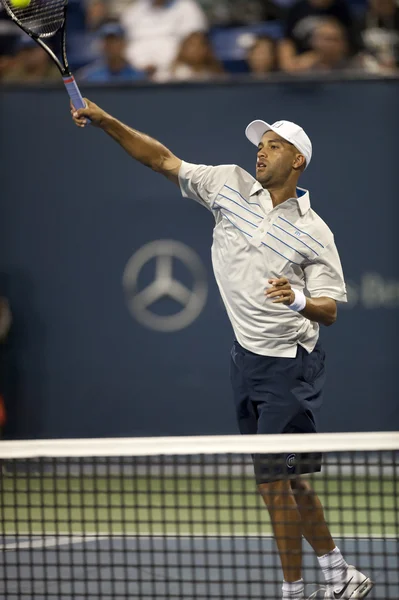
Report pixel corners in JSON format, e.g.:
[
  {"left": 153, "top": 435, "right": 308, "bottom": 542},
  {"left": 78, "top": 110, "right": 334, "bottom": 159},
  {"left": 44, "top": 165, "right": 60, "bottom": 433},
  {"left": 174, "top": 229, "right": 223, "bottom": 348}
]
[
  {"left": 0, "top": 535, "right": 110, "bottom": 551},
  {"left": 1, "top": 532, "right": 397, "bottom": 551}
]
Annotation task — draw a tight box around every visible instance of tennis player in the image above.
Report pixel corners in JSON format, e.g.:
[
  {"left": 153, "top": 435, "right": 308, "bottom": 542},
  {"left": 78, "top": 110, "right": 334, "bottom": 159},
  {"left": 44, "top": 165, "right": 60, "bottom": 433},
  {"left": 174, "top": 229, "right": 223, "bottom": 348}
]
[{"left": 71, "top": 101, "right": 373, "bottom": 600}]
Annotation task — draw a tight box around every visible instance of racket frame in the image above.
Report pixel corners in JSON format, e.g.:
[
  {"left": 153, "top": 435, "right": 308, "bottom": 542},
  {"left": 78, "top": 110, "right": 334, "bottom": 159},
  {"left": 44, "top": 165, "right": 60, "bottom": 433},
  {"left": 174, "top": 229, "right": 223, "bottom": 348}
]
[{"left": 1, "top": 0, "right": 88, "bottom": 111}]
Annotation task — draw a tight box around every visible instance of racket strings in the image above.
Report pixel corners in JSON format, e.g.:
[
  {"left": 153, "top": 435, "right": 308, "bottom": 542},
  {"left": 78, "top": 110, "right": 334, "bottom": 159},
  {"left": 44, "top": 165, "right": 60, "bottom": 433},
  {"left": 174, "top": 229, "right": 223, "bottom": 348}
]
[{"left": 3, "top": 0, "right": 65, "bottom": 37}]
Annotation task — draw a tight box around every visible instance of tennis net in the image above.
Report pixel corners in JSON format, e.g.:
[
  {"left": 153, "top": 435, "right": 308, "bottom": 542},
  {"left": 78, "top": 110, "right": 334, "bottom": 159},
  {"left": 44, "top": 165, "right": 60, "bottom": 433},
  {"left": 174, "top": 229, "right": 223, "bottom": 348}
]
[{"left": 0, "top": 432, "right": 398, "bottom": 599}]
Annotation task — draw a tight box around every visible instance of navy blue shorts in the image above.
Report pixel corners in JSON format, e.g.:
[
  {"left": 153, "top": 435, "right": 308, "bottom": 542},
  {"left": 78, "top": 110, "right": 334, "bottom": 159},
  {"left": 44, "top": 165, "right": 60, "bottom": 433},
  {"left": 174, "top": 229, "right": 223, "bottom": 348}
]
[{"left": 230, "top": 341, "right": 326, "bottom": 484}]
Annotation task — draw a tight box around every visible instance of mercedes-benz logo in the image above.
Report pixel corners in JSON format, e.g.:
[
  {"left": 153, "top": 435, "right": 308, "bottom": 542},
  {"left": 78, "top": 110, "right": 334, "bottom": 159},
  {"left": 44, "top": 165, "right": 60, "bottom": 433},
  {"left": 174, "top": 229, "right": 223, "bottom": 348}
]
[{"left": 123, "top": 240, "right": 208, "bottom": 332}]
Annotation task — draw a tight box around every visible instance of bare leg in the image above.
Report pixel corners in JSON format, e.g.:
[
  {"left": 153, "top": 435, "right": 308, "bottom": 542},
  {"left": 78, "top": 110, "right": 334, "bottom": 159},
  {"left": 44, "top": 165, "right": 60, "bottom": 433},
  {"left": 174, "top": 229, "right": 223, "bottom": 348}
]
[
  {"left": 290, "top": 478, "right": 335, "bottom": 556},
  {"left": 258, "top": 478, "right": 303, "bottom": 582}
]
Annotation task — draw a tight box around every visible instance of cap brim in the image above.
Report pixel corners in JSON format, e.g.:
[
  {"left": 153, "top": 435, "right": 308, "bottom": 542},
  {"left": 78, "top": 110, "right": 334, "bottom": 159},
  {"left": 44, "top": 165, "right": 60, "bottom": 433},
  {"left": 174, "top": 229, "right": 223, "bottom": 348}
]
[{"left": 245, "top": 120, "right": 273, "bottom": 147}]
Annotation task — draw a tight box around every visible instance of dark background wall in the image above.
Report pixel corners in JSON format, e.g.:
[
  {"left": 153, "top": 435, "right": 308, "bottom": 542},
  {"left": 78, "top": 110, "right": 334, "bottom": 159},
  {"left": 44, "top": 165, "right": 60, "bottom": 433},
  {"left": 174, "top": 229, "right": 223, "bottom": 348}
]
[{"left": 0, "top": 78, "right": 398, "bottom": 439}]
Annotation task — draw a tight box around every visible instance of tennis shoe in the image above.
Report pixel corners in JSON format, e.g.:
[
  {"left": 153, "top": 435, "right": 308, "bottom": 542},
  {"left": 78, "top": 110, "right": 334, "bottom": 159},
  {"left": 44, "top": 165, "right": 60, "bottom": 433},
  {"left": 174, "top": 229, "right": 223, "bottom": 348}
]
[{"left": 308, "top": 566, "right": 374, "bottom": 599}]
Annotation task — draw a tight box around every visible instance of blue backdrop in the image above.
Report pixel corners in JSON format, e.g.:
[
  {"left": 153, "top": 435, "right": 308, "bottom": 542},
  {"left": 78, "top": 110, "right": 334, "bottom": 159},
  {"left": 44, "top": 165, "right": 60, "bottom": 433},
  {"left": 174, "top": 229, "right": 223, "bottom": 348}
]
[{"left": 0, "top": 78, "right": 398, "bottom": 438}]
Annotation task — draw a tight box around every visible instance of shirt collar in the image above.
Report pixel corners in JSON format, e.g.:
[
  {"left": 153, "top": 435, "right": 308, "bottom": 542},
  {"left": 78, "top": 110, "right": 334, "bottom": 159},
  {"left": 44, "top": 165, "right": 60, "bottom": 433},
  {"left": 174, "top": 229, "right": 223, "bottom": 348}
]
[
  {"left": 249, "top": 181, "right": 264, "bottom": 197},
  {"left": 296, "top": 187, "right": 311, "bottom": 215},
  {"left": 249, "top": 182, "right": 311, "bottom": 216}
]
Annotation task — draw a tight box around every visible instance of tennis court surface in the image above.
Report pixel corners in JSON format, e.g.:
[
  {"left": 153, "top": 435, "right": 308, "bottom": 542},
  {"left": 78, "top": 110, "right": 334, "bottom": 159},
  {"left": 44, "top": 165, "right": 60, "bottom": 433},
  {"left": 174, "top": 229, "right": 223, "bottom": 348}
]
[{"left": 1, "top": 432, "right": 398, "bottom": 599}]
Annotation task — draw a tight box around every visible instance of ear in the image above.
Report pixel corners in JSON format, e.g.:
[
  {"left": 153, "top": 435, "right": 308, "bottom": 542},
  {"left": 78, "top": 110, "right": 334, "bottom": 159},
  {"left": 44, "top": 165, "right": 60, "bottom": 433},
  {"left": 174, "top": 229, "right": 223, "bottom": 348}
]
[{"left": 293, "top": 154, "right": 306, "bottom": 171}]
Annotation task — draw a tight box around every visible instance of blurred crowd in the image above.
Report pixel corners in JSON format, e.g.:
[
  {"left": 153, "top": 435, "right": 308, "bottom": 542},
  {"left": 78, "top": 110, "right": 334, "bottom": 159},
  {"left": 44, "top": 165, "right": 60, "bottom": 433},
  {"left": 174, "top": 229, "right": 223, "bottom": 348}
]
[{"left": 0, "top": 0, "right": 398, "bottom": 84}]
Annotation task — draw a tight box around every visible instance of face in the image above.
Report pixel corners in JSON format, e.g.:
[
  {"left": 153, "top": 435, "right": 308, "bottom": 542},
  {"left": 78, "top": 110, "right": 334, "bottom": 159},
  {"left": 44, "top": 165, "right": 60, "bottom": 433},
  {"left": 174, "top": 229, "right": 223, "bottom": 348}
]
[
  {"left": 312, "top": 21, "right": 347, "bottom": 61},
  {"left": 181, "top": 32, "right": 209, "bottom": 65},
  {"left": 103, "top": 35, "right": 125, "bottom": 60},
  {"left": 256, "top": 131, "right": 302, "bottom": 187},
  {"left": 247, "top": 39, "right": 275, "bottom": 74}
]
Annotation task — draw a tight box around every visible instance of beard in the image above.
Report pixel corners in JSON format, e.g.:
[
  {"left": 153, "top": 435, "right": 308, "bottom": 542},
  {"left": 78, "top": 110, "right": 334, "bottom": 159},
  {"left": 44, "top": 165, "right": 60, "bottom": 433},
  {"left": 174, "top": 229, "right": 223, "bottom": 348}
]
[
  {"left": 256, "top": 169, "right": 274, "bottom": 187},
  {"left": 256, "top": 163, "right": 291, "bottom": 188}
]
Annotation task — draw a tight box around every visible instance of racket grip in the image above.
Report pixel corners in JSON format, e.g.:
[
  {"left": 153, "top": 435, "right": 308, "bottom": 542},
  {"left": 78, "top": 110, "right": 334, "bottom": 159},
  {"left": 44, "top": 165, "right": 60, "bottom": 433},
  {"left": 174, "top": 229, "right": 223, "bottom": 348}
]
[{"left": 63, "top": 75, "right": 91, "bottom": 124}]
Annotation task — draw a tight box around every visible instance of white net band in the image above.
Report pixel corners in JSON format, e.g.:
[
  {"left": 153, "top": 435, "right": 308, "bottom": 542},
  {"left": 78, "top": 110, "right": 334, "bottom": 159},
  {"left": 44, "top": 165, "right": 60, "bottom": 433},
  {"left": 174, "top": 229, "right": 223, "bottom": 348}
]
[{"left": 1, "top": 431, "right": 398, "bottom": 458}]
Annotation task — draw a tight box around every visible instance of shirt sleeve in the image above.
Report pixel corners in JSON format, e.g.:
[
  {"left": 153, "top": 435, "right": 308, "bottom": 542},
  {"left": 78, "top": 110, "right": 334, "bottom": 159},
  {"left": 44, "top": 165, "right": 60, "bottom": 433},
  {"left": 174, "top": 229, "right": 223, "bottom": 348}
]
[
  {"left": 304, "top": 240, "right": 347, "bottom": 302},
  {"left": 179, "top": 0, "right": 208, "bottom": 37},
  {"left": 178, "top": 161, "right": 233, "bottom": 211}
]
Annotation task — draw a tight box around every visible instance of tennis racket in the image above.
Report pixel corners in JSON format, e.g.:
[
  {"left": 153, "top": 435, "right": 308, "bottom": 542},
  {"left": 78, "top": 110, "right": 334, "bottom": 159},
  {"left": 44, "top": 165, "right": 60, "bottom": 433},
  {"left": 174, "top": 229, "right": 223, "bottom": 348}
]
[{"left": 1, "top": 0, "right": 87, "bottom": 114}]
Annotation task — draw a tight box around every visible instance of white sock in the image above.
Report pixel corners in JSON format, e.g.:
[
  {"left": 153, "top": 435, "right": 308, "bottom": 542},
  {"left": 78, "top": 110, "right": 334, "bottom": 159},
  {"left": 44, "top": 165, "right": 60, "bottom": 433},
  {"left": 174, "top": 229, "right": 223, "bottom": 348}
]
[
  {"left": 282, "top": 579, "right": 304, "bottom": 599},
  {"left": 317, "top": 546, "right": 348, "bottom": 585}
]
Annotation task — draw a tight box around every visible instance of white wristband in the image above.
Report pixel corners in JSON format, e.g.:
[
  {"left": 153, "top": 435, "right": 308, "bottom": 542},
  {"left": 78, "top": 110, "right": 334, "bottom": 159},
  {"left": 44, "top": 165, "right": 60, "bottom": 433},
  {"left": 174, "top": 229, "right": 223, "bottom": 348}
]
[{"left": 288, "top": 288, "right": 307, "bottom": 312}]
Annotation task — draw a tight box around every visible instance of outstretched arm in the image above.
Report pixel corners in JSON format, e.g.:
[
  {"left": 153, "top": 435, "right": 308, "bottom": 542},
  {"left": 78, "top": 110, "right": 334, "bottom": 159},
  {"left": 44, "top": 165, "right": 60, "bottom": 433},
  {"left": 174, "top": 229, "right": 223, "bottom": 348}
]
[{"left": 71, "top": 99, "right": 182, "bottom": 185}]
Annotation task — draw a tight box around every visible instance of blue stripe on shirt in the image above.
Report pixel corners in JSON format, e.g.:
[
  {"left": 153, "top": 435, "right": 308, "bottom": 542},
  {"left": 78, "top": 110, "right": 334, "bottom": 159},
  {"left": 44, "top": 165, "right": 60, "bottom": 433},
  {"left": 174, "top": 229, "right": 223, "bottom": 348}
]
[
  {"left": 221, "top": 213, "right": 253, "bottom": 237},
  {"left": 217, "top": 193, "right": 262, "bottom": 220},
  {"left": 261, "top": 242, "right": 301, "bottom": 266},
  {"left": 273, "top": 223, "right": 319, "bottom": 256},
  {"left": 278, "top": 216, "right": 324, "bottom": 248},
  {"left": 223, "top": 184, "right": 261, "bottom": 208},
  {"left": 215, "top": 202, "right": 259, "bottom": 227},
  {"left": 267, "top": 232, "right": 308, "bottom": 260}
]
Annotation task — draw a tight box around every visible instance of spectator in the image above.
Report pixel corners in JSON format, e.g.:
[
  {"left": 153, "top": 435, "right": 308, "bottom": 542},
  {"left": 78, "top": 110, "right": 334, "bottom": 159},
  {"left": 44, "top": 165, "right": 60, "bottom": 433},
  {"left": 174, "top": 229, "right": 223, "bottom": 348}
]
[
  {"left": 2, "top": 37, "right": 59, "bottom": 83},
  {"left": 0, "top": 52, "right": 13, "bottom": 82},
  {"left": 199, "top": 0, "right": 284, "bottom": 27},
  {"left": 360, "top": 0, "right": 399, "bottom": 69},
  {"left": 121, "top": 0, "right": 207, "bottom": 78},
  {"left": 309, "top": 17, "right": 383, "bottom": 73},
  {"left": 158, "top": 31, "right": 224, "bottom": 81},
  {"left": 0, "top": 4, "right": 19, "bottom": 81},
  {"left": 86, "top": 0, "right": 111, "bottom": 31},
  {"left": 77, "top": 22, "right": 147, "bottom": 82},
  {"left": 278, "top": 0, "right": 358, "bottom": 72},
  {"left": 246, "top": 35, "right": 277, "bottom": 77}
]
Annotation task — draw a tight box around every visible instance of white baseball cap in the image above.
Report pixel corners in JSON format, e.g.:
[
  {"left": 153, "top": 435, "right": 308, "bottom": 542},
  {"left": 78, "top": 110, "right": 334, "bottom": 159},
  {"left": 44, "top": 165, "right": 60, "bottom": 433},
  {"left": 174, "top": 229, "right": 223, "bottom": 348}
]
[{"left": 245, "top": 119, "right": 312, "bottom": 169}]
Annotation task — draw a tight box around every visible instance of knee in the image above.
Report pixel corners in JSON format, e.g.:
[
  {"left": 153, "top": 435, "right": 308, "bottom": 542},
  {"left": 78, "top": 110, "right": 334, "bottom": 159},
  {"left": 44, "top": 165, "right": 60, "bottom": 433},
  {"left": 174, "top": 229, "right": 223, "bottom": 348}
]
[
  {"left": 290, "top": 477, "right": 312, "bottom": 494},
  {"left": 290, "top": 478, "right": 318, "bottom": 510},
  {"left": 258, "top": 479, "right": 292, "bottom": 509}
]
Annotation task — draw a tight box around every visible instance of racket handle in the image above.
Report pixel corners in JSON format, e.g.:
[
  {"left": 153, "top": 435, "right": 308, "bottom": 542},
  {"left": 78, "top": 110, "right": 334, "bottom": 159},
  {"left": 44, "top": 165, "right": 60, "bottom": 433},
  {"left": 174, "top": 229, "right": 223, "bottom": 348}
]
[{"left": 63, "top": 75, "right": 91, "bottom": 124}]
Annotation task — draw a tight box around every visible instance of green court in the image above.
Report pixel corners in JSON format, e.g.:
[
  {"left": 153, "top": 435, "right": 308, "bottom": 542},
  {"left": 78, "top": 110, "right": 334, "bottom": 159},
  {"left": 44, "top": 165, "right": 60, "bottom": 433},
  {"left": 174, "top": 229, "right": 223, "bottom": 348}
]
[{"left": 2, "top": 474, "right": 396, "bottom": 537}]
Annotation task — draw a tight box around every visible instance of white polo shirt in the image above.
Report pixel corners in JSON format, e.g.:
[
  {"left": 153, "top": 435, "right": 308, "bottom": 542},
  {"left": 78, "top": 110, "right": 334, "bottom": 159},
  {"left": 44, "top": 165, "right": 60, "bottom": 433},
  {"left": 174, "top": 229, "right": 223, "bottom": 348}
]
[
  {"left": 179, "top": 161, "right": 347, "bottom": 358},
  {"left": 122, "top": 0, "right": 207, "bottom": 73}
]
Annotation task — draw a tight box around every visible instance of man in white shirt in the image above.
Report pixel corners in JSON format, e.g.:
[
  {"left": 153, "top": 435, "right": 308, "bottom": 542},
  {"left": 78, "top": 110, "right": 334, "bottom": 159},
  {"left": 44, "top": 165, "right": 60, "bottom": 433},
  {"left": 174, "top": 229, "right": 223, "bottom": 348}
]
[
  {"left": 121, "top": 0, "right": 207, "bottom": 76},
  {"left": 71, "top": 100, "right": 374, "bottom": 600}
]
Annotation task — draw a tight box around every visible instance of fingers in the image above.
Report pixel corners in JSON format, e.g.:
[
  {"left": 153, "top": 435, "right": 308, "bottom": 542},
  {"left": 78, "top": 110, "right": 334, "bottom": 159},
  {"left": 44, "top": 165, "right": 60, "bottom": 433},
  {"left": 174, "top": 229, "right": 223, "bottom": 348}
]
[
  {"left": 265, "top": 283, "right": 290, "bottom": 297},
  {"left": 272, "top": 297, "right": 291, "bottom": 304},
  {"left": 70, "top": 105, "right": 88, "bottom": 128},
  {"left": 265, "top": 278, "right": 293, "bottom": 305},
  {"left": 268, "top": 277, "right": 288, "bottom": 287},
  {"left": 266, "top": 290, "right": 292, "bottom": 303},
  {"left": 266, "top": 289, "right": 290, "bottom": 299},
  {"left": 70, "top": 98, "right": 92, "bottom": 128}
]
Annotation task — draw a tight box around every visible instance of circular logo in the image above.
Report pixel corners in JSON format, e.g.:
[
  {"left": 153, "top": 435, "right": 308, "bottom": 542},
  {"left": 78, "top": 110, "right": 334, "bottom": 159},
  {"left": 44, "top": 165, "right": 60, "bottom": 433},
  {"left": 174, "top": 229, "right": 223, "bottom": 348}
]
[
  {"left": 123, "top": 240, "right": 208, "bottom": 332},
  {"left": 286, "top": 454, "right": 297, "bottom": 469}
]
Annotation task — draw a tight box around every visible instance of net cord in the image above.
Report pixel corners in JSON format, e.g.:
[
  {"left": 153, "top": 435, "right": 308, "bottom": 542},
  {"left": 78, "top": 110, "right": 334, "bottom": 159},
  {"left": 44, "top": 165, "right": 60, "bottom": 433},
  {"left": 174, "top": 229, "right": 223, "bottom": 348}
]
[{"left": 0, "top": 431, "right": 398, "bottom": 459}]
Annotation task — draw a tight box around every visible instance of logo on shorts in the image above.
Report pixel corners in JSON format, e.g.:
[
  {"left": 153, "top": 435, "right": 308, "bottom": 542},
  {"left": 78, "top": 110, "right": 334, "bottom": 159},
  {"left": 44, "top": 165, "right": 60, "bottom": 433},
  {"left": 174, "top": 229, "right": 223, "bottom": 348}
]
[{"left": 286, "top": 454, "right": 297, "bottom": 469}]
